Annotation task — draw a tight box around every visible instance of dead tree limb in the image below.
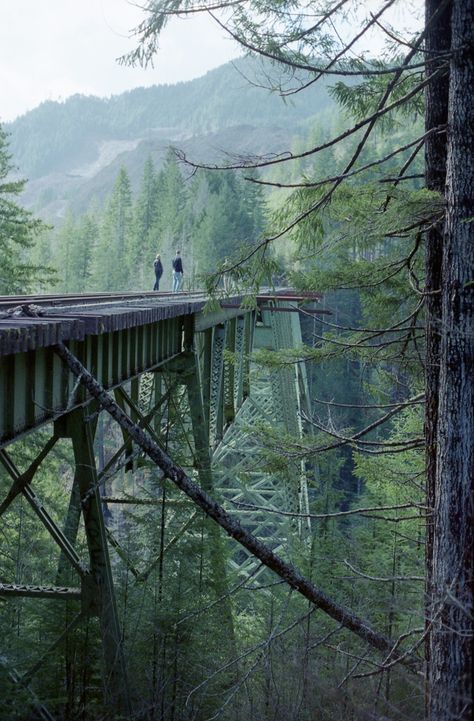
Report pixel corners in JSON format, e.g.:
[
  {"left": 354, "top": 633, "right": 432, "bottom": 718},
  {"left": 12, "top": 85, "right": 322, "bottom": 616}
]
[{"left": 53, "top": 341, "right": 422, "bottom": 669}]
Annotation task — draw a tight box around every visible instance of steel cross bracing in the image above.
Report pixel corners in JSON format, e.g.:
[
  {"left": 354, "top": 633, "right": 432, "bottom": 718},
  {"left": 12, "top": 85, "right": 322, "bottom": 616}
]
[
  {"left": 0, "top": 290, "right": 322, "bottom": 719},
  {"left": 212, "top": 300, "right": 313, "bottom": 579}
]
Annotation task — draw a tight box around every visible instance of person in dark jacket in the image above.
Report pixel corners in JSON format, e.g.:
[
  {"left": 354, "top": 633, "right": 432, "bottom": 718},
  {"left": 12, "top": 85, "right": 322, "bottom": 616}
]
[
  {"left": 153, "top": 253, "right": 163, "bottom": 291},
  {"left": 172, "top": 250, "right": 184, "bottom": 291}
]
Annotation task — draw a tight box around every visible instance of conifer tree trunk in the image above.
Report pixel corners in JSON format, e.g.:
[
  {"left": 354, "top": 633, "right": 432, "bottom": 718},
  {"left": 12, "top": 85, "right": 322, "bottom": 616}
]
[
  {"left": 424, "top": 0, "right": 451, "bottom": 689},
  {"left": 428, "top": 1, "right": 474, "bottom": 718}
]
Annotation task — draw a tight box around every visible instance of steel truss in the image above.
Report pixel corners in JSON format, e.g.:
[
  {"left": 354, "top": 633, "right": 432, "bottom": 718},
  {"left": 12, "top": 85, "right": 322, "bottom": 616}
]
[
  {"left": 212, "top": 300, "right": 313, "bottom": 578},
  {"left": 0, "top": 298, "right": 314, "bottom": 718}
]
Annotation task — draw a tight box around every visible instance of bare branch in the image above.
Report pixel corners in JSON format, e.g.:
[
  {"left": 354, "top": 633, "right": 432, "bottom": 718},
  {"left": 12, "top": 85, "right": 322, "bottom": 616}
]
[
  {"left": 243, "top": 126, "right": 445, "bottom": 189},
  {"left": 230, "top": 500, "right": 429, "bottom": 521},
  {"left": 311, "top": 395, "right": 424, "bottom": 410},
  {"left": 343, "top": 560, "right": 424, "bottom": 583},
  {"left": 138, "top": 0, "right": 248, "bottom": 15},
  {"left": 175, "top": 70, "right": 442, "bottom": 174},
  {"left": 304, "top": 298, "right": 425, "bottom": 336}
]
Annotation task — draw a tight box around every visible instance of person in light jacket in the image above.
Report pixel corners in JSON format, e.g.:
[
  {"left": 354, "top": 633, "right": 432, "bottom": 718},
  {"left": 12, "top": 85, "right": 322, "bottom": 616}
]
[{"left": 172, "top": 250, "right": 184, "bottom": 291}]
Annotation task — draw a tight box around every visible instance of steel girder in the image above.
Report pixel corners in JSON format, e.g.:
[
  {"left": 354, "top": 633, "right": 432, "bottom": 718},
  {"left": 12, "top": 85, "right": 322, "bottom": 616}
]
[
  {"left": 0, "top": 316, "right": 184, "bottom": 448},
  {"left": 0, "top": 318, "right": 184, "bottom": 718},
  {"left": 209, "top": 323, "right": 227, "bottom": 447}
]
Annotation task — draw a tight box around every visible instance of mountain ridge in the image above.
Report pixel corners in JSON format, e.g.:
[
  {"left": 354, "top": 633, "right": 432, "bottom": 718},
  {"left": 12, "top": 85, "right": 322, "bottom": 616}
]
[{"left": 6, "top": 56, "right": 335, "bottom": 219}]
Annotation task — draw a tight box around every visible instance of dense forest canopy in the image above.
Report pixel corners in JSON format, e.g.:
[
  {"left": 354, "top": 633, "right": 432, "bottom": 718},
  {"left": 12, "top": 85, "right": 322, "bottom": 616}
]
[
  {"left": 0, "top": 125, "right": 54, "bottom": 294},
  {"left": 0, "top": 1, "right": 472, "bottom": 720}
]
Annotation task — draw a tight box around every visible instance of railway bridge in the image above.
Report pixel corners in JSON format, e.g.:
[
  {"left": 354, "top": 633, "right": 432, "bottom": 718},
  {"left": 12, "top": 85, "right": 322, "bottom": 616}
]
[{"left": 0, "top": 289, "right": 323, "bottom": 719}]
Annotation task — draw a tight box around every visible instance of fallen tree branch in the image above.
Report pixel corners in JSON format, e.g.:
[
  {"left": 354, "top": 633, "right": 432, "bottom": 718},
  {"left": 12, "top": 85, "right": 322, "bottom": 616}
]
[{"left": 53, "top": 342, "right": 421, "bottom": 669}]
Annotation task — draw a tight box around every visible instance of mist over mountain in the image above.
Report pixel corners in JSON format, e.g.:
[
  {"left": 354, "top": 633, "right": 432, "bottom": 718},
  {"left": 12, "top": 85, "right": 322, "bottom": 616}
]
[{"left": 7, "top": 57, "right": 335, "bottom": 220}]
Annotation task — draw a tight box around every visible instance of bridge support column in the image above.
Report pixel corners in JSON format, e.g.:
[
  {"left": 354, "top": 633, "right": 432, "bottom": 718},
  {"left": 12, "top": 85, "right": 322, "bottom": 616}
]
[
  {"left": 224, "top": 318, "right": 236, "bottom": 424},
  {"left": 201, "top": 328, "right": 213, "bottom": 431},
  {"left": 210, "top": 324, "right": 226, "bottom": 447},
  {"left": 58, "top": 408, "right": 131, "bottom": 719},
  {"left": 56, "top": 477, "right": 82, "bottom": 585}
]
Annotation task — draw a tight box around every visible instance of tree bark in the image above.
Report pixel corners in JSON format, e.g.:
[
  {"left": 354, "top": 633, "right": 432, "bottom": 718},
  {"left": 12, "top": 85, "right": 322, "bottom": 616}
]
[
  {"left": 428, "top": 0, "right": 474, "bottom": 718},
  {"left": 424, "top": 0, "right": 451, "bottom": 689}
]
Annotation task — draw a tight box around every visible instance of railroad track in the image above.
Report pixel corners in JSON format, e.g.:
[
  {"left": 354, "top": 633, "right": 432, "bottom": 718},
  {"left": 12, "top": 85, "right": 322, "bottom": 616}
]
[
  {"left": 0, "top": 290, "right": 208, "bottom": 312},
  {"left": 0, "top": 288, "right": 322, "bottom": 311}
]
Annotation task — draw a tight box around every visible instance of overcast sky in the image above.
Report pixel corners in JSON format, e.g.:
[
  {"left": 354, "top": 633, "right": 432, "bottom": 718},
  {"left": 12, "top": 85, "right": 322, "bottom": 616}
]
[
  {"left": 0, "top": 0, "right": 241, "bottom": 122},
  {"left": 0, "top": 1, "right": 422, "bottom": 124}
]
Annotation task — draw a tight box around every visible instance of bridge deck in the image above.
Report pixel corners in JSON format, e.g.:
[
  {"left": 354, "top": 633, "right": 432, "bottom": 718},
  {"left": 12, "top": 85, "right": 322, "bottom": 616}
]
[
  {"left": 0, "top": 292, "right": 209, "bottom": 356},
  {"left": 0, "top": 290, "right": 323, "bottom": 446},
  {"left": 0, "top": 290, "right": 324, "bottom": 356}
]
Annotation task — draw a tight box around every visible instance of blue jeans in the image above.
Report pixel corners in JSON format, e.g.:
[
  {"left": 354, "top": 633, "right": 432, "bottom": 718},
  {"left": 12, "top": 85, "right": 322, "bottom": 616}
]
[
  {"left": 153, "top": 276, "right": 161, "bottom": 291},
  {"left": 172, "top": 271, "right": 183, "bottom": 291}
]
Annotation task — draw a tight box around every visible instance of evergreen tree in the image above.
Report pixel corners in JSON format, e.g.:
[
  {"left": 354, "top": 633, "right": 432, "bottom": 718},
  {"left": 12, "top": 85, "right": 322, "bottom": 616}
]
[
  {"left": 127, "top": 3, "right": 474, "bottom": 719},
  {"left": 193, "top": 175, "right": 234, "bottom": 273},
  {"left": 193, "top": 170, "right": 267, "bottom": 279},
  {"left": 0, "top": 123, "right": 54, "bottom": 294},
  {"left": 91, "top": 166, "right": 133, "bottom": 291},
  {"left": 154, "top": 150, "right": 189, "bottom": 285},
  {"left": 71, "top": 212, "right": 97, "bottom": 292},
  {"left": 132, "top": 156, "right": 160, "bottom": 289},
  {"left": 54, "top": 209, "right": 77, "bottom": 292}
]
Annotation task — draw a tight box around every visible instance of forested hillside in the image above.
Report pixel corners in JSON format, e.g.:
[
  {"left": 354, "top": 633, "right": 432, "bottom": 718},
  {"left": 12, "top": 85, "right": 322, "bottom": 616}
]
[{"left": 7, "top": 56, "right": 334, "bottom": 220}]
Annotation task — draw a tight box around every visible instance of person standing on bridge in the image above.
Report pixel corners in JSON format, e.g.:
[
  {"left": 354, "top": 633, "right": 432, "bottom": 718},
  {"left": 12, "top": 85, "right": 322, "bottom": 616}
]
[
  {"left": 172, "top": 250, "right": 184, "bottom": 292},
  {"left": 153, "top": 253, "right": 163, "bottom": 291}
]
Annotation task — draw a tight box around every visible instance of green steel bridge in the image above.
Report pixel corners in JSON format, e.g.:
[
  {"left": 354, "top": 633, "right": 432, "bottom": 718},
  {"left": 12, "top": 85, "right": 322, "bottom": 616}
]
[{"left": 0, "top": 289, "right": 324, "bottom": 719}]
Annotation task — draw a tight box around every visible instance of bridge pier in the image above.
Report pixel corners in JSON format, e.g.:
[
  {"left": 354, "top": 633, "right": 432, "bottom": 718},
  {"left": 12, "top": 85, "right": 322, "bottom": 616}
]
[{"left": 55, "top": 408, "right": 132, "bottom": 718}]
